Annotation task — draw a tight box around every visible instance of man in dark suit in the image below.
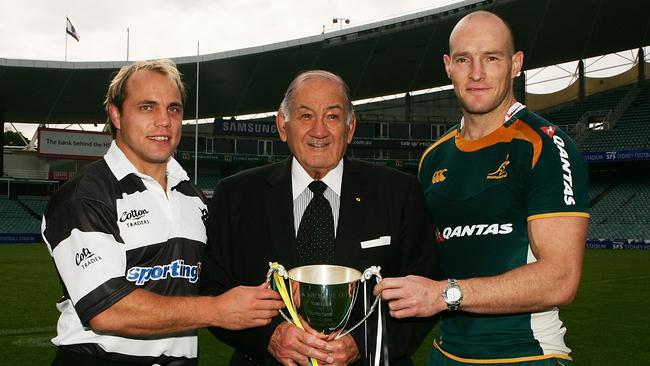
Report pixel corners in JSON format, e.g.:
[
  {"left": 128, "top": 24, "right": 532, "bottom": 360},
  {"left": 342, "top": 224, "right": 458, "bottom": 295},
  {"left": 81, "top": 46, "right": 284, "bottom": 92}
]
[{"left": 201, "top": 70, "right": 438, "bottom": 366}]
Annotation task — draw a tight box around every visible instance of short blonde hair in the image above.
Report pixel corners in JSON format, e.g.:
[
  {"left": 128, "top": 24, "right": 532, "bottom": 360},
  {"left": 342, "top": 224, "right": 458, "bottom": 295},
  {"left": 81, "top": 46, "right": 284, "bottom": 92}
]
[{"left": 104, "top": 59, "right": 185, "bottom": 137}]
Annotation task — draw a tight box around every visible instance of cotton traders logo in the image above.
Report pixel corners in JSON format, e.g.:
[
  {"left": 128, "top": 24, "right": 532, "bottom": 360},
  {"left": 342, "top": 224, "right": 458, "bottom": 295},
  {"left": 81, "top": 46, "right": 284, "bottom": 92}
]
[
  {"left": 119, "top": 208, "right": 151, "bottom": 228},
  {"left": 75, "top": 247, "right": 103, "bottom": 269},
  {"left": 439, "top": 223, "right": 513, "bottom": 240},
  {"left": 200, "top": 207, "right": 208, "bottom": 225}
]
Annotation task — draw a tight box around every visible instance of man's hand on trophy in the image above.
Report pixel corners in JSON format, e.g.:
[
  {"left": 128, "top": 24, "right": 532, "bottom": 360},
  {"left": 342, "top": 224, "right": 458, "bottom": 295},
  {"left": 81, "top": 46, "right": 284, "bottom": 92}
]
[
  {"left": 373, "top": 275, "right": 445, "bottom": 318},
  {"left": 269, "top": 322, "right": 334, "bottom": 366},
  {"left": 322, "top": 334, "right": 360, "bottom": 366},
  {"left": 215, "top": 283, "right": 285, "bottom": 330}
]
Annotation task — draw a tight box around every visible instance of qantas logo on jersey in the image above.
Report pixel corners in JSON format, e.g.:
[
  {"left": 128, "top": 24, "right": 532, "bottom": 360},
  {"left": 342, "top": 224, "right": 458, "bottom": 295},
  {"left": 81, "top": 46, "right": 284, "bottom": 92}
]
[
  {"left": 438, "top": 223, "right": 513, "bottom": 241},
  {"left": 541, "top": 126, "right": 556, "bottom": 138},
  {"left": 127, "top": 259, "right": 200, "bottom": 285},
  {"left": 550, "top": 135, "right": 576, "bottom": 205},
  {"left": 119, "top": 208, "right": 151, "bottom": 228}
]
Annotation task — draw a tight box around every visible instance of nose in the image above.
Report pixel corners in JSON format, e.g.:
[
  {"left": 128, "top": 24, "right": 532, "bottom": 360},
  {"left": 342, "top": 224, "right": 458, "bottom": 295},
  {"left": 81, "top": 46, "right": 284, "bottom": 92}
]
[
  {"left": 469, "top": 60, "right": 485, "bottom": 81},
  {"left": 309, "top": 116, "right": 329, "bottom": 138},
  {"left": 154, "top": 109, "right": 172, "bottom": 128}
]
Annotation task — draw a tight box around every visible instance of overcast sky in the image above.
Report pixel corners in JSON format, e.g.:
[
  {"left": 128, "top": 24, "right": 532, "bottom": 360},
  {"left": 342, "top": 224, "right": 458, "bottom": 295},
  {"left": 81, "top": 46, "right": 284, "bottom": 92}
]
[
  {"left": 0, "top": 0, "right": 462, "bottom": 62},
  {"left": 1, "top": 0, "right": 642, "bottom": 138}
]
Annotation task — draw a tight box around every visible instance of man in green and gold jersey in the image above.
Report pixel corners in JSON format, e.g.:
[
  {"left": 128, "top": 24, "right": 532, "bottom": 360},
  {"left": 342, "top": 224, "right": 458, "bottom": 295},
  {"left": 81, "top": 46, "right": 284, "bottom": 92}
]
[{"left": 374, "top": 10, "right": 589, "bottom": 366}]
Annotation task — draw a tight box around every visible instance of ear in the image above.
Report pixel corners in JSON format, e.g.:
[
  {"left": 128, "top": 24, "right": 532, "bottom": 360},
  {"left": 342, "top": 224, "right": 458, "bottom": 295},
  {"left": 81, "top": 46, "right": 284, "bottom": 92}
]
[
  {"left": 443, "top": 54, "right": 452, "bottom": 79},
  {"left": 346, "top": 113, "right": 357, "bottom": 143},
  {"left": 276, "top": 110, "right": 288, "bottom": 142},
  {"left": 511, "top": 51, "right": 524, "bottom": 78},
  {"left": 108, "top": 104, "right": 121, "bottom": 131}
]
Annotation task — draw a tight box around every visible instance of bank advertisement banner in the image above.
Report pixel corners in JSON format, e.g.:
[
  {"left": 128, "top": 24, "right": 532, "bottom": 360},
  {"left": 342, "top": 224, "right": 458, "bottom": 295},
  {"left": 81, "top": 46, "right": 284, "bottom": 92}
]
[{"left": 38, "top": 128, "right": 112, "bottom": 159}]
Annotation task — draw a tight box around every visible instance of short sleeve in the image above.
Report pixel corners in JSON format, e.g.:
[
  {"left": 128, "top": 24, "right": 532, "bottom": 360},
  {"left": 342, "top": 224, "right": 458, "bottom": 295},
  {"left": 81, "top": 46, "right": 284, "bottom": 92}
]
[
  {"left": 43, "top": 198, "right": 135, "bottom": 325},
  {"left": 527, "top": 131, "right": 590, "bottom": 220}
]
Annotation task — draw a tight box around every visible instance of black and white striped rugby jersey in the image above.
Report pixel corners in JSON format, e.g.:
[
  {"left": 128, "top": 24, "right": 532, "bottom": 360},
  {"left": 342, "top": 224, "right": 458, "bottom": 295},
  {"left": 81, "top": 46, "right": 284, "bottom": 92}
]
[{"left": 42, "top": 142, "right": 208, "bottom": 365}]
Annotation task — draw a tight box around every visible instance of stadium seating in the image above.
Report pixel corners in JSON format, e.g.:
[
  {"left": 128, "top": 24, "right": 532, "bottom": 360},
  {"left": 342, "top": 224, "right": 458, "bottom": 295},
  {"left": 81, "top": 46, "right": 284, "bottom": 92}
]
[
  {"left": 588, "top": 180, "right": 650, "bottom": 240},
  {"left": 542, "top": 87, "right": 629, "bottom": 127},
  {"left": 0, "top": 197, "right": 41, "bottom": 233},
  {"left": 195, "top": 174, "right": 221, "bottom": 190},
  {"left": 581, "top": 85, "right": 650, "bottom": 151},
  {"left": 18, "top": 196, "right": 49, "bottom": 216}
]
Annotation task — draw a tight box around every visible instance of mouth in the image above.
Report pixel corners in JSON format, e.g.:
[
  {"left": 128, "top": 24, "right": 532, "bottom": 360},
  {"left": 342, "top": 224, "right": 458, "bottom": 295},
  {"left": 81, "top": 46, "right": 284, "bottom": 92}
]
[
  {"left": 307, "top": 141, "right": 330, "bottom": 149},
  {"left": 148, "top": 136, "right": 170, "bottom": 142},
  {"left": 466, "top": 86, "right": 490, "bottom": 93}
]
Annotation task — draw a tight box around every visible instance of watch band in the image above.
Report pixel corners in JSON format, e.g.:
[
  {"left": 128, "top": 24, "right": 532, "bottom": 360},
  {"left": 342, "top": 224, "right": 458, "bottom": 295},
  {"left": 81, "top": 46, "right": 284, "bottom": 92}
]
[{"left": 443, "top": 278, "right": 462, "bottom": 311}]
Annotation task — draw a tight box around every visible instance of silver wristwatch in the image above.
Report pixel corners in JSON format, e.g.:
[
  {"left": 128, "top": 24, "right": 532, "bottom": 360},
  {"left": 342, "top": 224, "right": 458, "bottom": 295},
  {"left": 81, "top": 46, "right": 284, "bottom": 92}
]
[{"left": 442, "top": 279, "right": 463, "bottom": 311}]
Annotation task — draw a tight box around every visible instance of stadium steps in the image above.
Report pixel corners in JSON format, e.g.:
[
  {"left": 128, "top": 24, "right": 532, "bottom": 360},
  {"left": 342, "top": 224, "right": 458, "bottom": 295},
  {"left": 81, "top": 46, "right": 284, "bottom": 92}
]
[
  {"left": 0, "top": 197, "right": 41, "bottom": 234},
  {"left": 15, "top": 198, "right": 42, "bottom": 221},
  {"left": 588, "top": 180, "right": 650, "bottom": 240},
  {"left": 581, "top": 84, "right": 650, "bottom": 151},
  {"left": 588, "top": 180, "right": 616, "bottom": 207}
]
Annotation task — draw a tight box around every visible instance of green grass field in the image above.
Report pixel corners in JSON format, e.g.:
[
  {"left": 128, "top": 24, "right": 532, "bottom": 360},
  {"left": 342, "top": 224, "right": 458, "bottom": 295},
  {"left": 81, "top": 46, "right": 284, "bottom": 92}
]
[{"left": 1, "top": 244, "right": 648, "bottom": 365}]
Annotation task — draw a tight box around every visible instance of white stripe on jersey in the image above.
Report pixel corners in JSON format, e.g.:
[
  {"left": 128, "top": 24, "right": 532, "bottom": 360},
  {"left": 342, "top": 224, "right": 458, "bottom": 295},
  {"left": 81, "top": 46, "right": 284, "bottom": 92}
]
[
  {"left": 116, "top": 189, "right": 207, "bottom": 251},
  {"left": 527, "top": 245, "right": 571, "bottom": 355},
  {"left": 53, "top": 299, "right": 197, "bottom": 358},
  {"left": 51, "top": 229, "right": 126, "bottom": 304}
]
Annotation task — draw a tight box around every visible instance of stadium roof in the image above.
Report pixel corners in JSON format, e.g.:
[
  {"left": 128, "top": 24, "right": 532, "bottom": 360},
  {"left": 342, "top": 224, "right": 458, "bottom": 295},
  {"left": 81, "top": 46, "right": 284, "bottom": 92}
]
[{"left": 1, "top": 0, "right": 649, "bottom": 124}]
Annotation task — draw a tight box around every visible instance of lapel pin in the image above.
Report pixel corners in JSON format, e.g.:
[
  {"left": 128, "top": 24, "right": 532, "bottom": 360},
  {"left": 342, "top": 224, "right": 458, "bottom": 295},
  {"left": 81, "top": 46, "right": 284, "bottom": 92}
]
[{"left": 355, "top": 197, "right": 361, "bottom": 202}]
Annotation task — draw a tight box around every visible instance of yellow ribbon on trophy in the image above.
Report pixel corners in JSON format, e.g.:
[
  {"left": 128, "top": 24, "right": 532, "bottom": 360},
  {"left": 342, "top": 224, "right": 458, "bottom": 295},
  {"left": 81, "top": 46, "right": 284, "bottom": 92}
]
[{"left": 270, "top": 262, "right": 319, "bottom": 366}]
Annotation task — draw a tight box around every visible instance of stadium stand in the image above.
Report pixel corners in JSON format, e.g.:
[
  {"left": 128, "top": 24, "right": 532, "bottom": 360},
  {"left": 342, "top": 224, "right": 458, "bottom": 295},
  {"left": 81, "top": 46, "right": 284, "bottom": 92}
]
[
  {"left": 0, "top": 197, "right": 41, "bottom": 233},
  {"left": 581, "top": 84, "right": 650, "bottom": 151},
  {"left": 542, "top": 87, "right": 629, "bottom": 127},
  {"left": 196, "top": 174, "right": 221, "bottom": 190},
  {"left": 18, "top": 196, "right": 49, "bottom": 217},
  {"left": 588, "top": 179, "right": 650, "bottom": 240}
]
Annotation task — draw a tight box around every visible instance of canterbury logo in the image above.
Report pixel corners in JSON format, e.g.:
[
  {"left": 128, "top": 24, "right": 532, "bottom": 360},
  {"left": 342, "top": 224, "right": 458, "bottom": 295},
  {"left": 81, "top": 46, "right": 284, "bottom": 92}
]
[
  {"left": 487, "top": 155, "right": 510, "bottom": 180},
  {"left": 432, "top": 169, "right": 448, "bottom": 184}
]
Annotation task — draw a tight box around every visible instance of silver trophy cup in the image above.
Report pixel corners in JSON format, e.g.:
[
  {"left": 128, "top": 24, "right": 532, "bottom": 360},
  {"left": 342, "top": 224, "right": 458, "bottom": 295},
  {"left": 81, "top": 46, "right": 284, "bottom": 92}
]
[{"left": 267, "top": 263, "right": 382, "bottom": 339}]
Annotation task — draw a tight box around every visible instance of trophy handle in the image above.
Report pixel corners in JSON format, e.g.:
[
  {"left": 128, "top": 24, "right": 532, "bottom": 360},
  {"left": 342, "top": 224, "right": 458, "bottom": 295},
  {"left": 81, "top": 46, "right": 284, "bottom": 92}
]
[
  {"left": 266, "top": 262, "right": 294, "bottom": 324},
  {"left": 336, "top": 266, "right": 382, "bottom": 339}
]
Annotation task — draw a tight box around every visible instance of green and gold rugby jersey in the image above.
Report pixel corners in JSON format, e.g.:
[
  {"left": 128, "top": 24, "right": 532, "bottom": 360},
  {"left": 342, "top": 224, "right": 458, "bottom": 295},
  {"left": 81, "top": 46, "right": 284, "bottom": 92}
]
[{"left": 418, "top": 103, "right": 589, "bottom": 363}]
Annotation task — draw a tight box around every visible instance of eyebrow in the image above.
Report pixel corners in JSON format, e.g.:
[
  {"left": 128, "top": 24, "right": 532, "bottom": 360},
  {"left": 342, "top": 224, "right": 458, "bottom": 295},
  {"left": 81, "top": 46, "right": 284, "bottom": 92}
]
[
  {"left": 138, "top": 100, "right": 183, "bottom": 108},
  {"left": 452, "top": 50, "right": 507, "bottom": 57},
  {"left": 296, "top": 104, "right": 343, "bottom": 112}
]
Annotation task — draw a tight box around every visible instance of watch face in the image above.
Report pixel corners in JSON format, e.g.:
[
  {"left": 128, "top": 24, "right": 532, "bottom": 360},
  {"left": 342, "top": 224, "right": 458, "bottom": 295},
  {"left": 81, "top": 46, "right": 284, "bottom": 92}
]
[{"left": 446, "top": 287, "right": 462, "bottom": 302}]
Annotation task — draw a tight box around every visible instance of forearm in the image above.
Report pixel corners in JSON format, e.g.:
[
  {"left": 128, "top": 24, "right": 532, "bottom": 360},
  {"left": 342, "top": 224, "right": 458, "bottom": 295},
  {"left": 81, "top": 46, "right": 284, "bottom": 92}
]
[
  {"left": 89, "top": 289, "right": 220, "bottom": 336},
  {"left": 458, "top": 259, "right": 581, "bottom": 314}
]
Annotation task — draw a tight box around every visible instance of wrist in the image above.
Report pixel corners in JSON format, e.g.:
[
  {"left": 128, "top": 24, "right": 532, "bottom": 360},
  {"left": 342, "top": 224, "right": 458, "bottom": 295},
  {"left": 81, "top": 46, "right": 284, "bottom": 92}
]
[{"left": 442, "top": 279, "right": 463, "bottom": 311}]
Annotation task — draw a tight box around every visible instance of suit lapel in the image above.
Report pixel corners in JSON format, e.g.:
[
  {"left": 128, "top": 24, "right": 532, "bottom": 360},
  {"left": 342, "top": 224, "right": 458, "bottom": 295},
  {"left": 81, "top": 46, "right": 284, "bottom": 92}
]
[
  {"left": 265, "top": 158, "right": 298, "bottom": 269},
  {"left": 335, "top": 157, "right": 366, "bottom": 266}
]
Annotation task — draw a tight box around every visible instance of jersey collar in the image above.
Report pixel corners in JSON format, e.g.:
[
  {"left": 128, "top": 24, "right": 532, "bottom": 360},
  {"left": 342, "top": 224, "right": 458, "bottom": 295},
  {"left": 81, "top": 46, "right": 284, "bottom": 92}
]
[{"left": 104, "top": 141, "right": 189, "bottom": 187}]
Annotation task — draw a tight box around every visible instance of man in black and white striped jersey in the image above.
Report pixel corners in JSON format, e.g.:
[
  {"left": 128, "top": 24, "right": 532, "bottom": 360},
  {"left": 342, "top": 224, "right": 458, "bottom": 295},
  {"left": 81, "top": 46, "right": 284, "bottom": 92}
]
[{"left": 42, "top": 59, "right": 284, "bottom": 366}]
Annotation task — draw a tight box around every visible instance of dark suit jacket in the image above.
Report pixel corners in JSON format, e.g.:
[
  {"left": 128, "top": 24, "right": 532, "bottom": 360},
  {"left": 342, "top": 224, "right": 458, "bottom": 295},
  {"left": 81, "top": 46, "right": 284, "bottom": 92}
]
[{"left": 201, "top": 157, "right": 439, "bottom": 366}]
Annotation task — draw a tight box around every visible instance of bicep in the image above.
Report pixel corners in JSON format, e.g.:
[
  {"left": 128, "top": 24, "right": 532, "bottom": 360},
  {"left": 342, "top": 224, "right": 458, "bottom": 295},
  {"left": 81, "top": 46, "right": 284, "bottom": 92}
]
[{"left": 528, "top": 216, "right": 588, "bottom": 300}]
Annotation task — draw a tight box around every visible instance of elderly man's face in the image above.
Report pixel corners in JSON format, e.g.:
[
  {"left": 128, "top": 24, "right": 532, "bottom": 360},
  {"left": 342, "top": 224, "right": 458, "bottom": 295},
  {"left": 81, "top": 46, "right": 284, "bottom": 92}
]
[{"left": 276, "top": 77, "right": 356, "bottom": 179}]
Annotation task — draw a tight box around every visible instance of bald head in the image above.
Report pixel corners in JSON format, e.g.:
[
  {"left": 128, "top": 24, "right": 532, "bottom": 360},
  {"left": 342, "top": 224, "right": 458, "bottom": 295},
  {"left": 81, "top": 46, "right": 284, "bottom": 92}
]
[{"left": 449, "top": 11, "right": 515, "bottom": 56}]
